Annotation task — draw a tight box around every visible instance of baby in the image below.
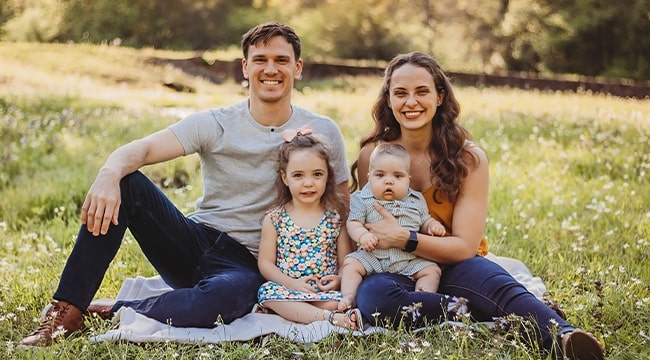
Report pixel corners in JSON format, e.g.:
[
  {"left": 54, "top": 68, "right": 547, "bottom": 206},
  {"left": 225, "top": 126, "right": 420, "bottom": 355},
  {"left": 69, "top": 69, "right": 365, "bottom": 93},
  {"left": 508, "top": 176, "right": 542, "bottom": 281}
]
[{"left": 339, "top": 143, "right": 446, "bottom": 311}]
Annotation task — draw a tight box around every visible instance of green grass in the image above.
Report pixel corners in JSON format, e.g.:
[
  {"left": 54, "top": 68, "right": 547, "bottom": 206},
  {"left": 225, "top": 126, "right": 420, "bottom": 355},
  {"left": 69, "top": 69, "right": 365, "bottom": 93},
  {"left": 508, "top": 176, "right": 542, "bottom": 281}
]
[{"left": 1, "top": 42, "right": 648, "bottom": 359}]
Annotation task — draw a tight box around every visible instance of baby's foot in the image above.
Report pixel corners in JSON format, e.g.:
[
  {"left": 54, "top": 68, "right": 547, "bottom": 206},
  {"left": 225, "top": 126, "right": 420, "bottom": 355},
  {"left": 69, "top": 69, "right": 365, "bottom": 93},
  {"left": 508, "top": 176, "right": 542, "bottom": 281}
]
[{"left": 338, "top": 296, "right": 354, "bottom": 312}]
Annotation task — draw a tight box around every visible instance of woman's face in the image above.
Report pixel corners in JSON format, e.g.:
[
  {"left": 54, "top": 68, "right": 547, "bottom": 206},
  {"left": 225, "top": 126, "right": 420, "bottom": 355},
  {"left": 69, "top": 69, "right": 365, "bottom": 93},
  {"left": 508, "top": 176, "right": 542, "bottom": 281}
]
[{"left": 387, "top": 63, "right": 443, "bottom": 132}]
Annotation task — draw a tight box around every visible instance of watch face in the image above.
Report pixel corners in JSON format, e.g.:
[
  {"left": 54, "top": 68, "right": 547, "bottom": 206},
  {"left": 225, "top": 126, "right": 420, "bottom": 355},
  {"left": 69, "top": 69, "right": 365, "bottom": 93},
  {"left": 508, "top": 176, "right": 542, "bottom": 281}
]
[{"left": 405, "top": 231, "right": 418, "bottom": 252}]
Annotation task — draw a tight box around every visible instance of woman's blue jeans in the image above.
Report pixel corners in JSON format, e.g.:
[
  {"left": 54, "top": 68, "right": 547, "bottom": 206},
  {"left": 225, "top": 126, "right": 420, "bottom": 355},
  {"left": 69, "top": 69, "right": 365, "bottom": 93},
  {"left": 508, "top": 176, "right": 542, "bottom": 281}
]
[
  {"left": 53, "top": 171, "right": 264, "bottom": 327},
  {"left": 356, "top": 256, "right": 574, "bottom": 354}
]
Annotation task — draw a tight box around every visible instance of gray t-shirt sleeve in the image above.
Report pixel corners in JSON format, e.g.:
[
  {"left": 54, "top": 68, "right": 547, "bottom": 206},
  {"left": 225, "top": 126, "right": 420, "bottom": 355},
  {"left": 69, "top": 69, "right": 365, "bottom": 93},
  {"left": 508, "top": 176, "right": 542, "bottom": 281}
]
[{"left": 168, "top": 109, "right": 223, "bottom": 155}]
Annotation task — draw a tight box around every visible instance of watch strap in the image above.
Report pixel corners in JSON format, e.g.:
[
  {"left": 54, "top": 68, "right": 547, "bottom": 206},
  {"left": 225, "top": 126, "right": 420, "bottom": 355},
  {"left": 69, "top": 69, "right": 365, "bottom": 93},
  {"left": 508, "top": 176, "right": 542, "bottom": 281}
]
[{"left": 404, "top": 230, "right": 418, "bottom": 252}]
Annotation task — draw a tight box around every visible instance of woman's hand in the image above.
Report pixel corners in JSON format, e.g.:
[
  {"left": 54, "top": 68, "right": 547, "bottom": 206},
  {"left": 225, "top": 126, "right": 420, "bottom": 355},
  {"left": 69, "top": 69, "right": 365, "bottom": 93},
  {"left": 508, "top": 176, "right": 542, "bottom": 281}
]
[
  {"left": 364, "top": 202, "right": 410, "bottom": 250},
  {"left": 316, "top": 274, "right": 341, "bottom": 291}
]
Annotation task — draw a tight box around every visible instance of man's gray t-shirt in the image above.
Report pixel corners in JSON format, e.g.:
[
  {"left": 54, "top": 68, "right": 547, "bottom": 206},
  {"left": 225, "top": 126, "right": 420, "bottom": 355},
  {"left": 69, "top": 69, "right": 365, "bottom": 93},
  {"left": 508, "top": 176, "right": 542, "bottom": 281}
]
[{"left": 169, "top": 100, "right": 349, "bottom": 257}]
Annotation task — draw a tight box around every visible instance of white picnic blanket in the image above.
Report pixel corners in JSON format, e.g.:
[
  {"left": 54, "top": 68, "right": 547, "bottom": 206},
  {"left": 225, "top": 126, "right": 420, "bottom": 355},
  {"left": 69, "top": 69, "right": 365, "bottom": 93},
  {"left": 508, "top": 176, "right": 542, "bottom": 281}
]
[{"left": 90, "top": 253, "right": 547, "bottom": 344}]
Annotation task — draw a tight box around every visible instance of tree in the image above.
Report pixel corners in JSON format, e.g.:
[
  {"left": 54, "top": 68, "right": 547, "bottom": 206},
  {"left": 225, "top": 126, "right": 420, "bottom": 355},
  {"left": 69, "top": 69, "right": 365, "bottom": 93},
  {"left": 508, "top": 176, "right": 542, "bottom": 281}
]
[
  {"left": 499, "top": 0, "right": 650, "bottom": 80},
  {"left": 0, "top": 0, "right": 63, "bottom": 42},
  {"left": 542, "top": 0, "right": 650, "bottom": 80},
  {"left": 57, "top": 0, "right": 258, "bottom": 49},
  {"left": 293, "top": 0, "right": 419, "bottom": 61}
]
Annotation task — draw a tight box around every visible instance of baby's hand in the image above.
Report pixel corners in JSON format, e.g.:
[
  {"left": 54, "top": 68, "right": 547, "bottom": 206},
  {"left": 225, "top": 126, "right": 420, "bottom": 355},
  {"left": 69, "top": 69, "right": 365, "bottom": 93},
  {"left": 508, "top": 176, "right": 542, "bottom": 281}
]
[
  {"left": 360, "top": 232, "right": 378, "bottom": 251},
  {"left": 427, "top": 221, "right": 446, "bottom": 236}
]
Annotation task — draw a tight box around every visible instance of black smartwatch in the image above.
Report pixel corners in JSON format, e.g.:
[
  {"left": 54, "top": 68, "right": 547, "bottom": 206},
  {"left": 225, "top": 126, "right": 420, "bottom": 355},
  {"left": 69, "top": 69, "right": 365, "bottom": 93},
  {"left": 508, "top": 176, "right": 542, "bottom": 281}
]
[{"left": 404, "top": 230, "right": 418, "bottom": 252}]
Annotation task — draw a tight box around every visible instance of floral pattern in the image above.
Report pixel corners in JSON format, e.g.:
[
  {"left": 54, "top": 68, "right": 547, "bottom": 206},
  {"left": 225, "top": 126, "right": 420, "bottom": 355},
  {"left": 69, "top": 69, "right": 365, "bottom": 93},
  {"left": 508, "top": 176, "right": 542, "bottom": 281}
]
[{"left": 258, "top": 206, "right": 342, "bottom": 304}]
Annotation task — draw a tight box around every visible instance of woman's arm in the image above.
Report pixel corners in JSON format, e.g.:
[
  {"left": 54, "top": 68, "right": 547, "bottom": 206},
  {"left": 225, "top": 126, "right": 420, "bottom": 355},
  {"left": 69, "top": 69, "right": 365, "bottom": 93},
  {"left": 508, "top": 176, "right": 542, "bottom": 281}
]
[{"left": 366, "top": 147, "right": 489, "bottom": 264}]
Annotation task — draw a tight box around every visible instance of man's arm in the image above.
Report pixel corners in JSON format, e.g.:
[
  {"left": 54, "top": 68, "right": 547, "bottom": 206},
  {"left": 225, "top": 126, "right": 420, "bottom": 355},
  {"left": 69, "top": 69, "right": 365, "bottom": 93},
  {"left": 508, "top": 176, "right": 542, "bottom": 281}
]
[{"left": 81, "top": 128, "right": 185, "bottom": 236}]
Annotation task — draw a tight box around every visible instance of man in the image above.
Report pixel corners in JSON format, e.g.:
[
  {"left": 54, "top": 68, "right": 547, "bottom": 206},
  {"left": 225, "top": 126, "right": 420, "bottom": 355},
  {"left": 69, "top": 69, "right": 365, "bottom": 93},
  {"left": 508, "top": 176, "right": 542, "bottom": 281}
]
[{"left": 20, "top": 22, "right": 350, "bottom": 347}]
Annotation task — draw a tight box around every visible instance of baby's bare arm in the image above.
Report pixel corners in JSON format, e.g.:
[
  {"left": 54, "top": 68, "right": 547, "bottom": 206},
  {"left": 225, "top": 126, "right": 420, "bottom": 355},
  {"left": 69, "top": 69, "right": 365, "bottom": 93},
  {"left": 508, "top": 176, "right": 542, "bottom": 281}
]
[{"left": 347, "top": 220, "right": 378, "bottom": 251}]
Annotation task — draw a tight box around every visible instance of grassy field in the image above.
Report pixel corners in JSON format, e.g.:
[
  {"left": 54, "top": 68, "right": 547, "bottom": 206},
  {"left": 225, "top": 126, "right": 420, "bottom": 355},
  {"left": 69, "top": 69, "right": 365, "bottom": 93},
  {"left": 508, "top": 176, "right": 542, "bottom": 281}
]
[{"left": 0, "top": 42, "right": 648, "bottom": 359}]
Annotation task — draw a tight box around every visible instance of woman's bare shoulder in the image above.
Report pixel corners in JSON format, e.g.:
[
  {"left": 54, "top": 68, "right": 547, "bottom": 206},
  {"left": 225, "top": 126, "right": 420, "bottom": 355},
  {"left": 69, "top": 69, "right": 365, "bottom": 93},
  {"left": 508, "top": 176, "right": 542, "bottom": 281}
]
[{"left": 465, "top": 141, "right": 488, "bottom": 165}]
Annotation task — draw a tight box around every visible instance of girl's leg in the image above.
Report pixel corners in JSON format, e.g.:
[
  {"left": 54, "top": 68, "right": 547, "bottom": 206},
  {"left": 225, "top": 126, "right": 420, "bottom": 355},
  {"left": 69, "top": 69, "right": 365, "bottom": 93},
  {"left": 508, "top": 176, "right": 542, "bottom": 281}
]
[{"left": 264, "top": 301, "right": 358, "bottom": 328}]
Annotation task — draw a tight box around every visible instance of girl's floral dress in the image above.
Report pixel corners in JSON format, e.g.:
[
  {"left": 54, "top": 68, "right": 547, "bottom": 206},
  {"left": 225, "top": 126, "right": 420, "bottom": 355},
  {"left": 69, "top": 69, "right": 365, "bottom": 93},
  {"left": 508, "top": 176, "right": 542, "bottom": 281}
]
[{"left": 257, "top": 205, "right": 342, "bottom": 304}]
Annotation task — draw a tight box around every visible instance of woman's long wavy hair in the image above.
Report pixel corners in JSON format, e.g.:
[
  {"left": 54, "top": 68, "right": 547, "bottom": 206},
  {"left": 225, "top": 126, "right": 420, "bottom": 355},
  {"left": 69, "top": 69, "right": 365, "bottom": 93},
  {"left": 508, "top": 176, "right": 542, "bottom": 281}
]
[
  {"left": 272, "top": 135, "right": 348, "bottom": 219},
  {"left": 350, "top": 52, "right": 478, "bottom": 203}
]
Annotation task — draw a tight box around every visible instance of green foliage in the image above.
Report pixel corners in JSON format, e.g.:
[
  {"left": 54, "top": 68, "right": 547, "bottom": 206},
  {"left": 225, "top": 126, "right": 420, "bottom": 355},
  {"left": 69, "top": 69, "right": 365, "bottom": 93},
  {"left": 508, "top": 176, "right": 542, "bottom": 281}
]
[
  {"left": 0, "top": 96, "right": 184, "bottom": 231},
  {"left": 293, "top": 0, "right": 414, "bottom": 61},
  {"left": 56, "top": 0, "right": 257, "bottom": 49},
  {"left": 0, "top": 0, "right": 63, "bottom": 41},
  {"left": 499, "top": 0, "right": 650, "bottom": 80},
  {"left": 540, "top": 0, "right": 650, "bottom": 80},
  {"left": 2, "top": 0, "right": 649, "bottom": 79}
]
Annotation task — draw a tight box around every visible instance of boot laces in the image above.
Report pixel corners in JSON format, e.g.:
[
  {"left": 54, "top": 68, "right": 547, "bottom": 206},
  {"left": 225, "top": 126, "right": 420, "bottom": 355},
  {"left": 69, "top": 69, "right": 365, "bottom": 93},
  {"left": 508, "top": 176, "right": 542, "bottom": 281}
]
[{"left": 29, "top": 302, "right": 72, "bottom": 341}]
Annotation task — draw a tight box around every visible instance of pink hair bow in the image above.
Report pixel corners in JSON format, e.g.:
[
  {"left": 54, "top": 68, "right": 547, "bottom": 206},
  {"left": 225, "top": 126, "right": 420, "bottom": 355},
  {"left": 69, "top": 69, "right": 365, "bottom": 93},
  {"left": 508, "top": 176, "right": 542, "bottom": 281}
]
[{"left": 281, "top": 124, "right": 313, "bottom": 142}]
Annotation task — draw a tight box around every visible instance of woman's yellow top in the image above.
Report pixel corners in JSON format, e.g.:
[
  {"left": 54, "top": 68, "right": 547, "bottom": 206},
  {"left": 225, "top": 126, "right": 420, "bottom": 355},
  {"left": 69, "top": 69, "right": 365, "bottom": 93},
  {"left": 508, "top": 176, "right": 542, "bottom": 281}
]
[{"left": 421, "top": 186, "right": 489, "bottom": 256}]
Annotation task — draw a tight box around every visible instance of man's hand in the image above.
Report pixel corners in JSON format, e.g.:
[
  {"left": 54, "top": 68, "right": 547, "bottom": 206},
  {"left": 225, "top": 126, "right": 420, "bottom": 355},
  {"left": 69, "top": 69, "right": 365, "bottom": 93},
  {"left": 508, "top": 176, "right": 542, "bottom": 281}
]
[{"left": 81, "top": 170, "right": 121, "bottom": 236}]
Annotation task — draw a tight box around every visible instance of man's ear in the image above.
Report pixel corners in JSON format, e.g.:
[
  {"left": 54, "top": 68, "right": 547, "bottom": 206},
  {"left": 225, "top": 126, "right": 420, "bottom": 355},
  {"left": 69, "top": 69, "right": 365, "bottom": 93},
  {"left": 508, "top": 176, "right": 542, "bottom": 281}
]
[
  {"left": 241, "top": 58, "right": 249, "bottom": 79},
  {"left": 295, "top": 58, "right": 304, "bottom": 80}
]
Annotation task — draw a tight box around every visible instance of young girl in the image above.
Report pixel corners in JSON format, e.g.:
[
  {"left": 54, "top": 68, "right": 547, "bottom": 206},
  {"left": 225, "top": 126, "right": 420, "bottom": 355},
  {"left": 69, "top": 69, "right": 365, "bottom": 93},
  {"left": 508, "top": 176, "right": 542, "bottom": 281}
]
[{"left": 256, "top": 128, "right": 361, "bottom": 330}]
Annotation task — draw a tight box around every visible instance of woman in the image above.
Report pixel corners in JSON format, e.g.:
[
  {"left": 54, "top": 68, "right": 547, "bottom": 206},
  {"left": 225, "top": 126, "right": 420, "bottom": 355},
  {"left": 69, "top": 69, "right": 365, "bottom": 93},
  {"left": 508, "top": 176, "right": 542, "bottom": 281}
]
[{"left": 351, "top": 52, "right": 604, "bottom": 360}]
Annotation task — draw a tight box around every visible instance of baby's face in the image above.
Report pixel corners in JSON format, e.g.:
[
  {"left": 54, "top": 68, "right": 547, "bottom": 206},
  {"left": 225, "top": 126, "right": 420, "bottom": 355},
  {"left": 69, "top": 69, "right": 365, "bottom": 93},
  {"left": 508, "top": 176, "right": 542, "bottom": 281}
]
[{"left": 367, "top": 154, "right": 410, "bottom": 201}]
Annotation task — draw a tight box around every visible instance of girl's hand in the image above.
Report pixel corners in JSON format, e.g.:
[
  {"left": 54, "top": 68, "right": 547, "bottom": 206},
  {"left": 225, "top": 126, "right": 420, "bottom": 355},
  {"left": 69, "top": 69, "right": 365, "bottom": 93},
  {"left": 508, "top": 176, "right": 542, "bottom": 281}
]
[
  {"left": 365, "top": 202, "right": 409, "bottom": 250},
  {"left": 286, "top": 275, "right": 318, "bottom": 293},
  {"left": 316, "top": 274, "right": 341, "bottom": 291}
]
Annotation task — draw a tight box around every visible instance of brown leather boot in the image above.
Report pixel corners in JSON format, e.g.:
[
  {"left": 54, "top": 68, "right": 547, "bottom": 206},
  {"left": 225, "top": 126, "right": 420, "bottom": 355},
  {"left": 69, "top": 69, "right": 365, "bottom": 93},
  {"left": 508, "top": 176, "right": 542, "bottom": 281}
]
[
  {"left": 19, "top": 300, "right": 84, "bottom": 347},
  {"left": 561, "top": 329, "right": 605, "bottom": 360},
  {"left": 86, "top": 298, "right": 116, "bottom": 320}
]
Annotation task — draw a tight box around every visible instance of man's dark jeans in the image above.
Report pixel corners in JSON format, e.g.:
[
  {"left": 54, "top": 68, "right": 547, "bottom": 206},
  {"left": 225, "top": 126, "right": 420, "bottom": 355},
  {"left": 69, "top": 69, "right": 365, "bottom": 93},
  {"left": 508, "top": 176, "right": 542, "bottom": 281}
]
[{"left": 54, "top": 171, "right": 264, "bottom": 327}]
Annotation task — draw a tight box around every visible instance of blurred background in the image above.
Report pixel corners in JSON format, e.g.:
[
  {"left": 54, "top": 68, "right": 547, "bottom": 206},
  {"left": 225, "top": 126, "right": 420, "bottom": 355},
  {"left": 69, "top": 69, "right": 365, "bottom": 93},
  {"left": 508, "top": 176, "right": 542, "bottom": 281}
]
[{"left": 1, "top": 0, "right": 649, "bottom": 81}]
